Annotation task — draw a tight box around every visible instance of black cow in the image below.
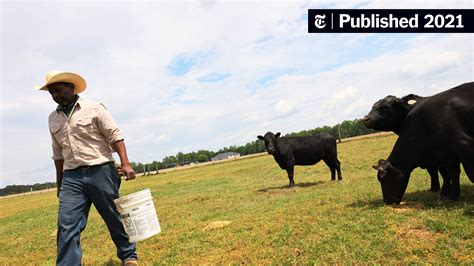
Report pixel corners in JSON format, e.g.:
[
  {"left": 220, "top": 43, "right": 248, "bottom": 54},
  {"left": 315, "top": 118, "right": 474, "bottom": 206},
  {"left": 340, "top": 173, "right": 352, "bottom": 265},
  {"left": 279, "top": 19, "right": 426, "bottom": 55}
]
[
  {"left": 257, "top": 132, "right": 342, "bottom": 187},
  {"left": 362, "top": 94, "right": 441, "bottom": 192},
  {"left": 372, "top": 82, "right": 474, "bottom": 204}
]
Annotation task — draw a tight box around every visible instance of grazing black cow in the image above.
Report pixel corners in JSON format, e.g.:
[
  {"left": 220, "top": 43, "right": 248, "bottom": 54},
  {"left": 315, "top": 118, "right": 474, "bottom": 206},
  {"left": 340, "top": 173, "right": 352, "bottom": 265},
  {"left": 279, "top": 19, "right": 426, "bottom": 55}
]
[
  {"left": 257, "top": 132, "right": 342, "bottom": 187},
  {"left": 362, "top": 93, "right": 441, "bottom": 192},
  {"left": 372, "top": 82, "right": 474, "bottom": 204}
]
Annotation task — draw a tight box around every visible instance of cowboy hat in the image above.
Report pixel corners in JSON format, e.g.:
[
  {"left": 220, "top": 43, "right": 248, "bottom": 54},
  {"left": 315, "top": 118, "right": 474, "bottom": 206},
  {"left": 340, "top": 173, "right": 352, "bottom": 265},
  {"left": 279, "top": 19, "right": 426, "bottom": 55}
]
[{"left": 36, "top": 70, "right": 86, "bottom": 93}]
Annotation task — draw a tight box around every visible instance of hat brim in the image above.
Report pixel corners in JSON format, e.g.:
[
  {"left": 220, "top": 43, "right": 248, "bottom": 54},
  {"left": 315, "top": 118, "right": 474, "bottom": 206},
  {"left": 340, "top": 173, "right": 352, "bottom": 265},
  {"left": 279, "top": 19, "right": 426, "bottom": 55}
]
[{"left": 37, "top": 72, "right": 86, "bottom": 94}]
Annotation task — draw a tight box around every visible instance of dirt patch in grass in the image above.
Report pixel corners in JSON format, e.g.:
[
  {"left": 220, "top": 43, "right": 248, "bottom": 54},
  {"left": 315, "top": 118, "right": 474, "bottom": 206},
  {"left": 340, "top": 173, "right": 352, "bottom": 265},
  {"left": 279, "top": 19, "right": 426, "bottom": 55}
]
[
  {"left": 203, "top": 221, "right": 233, "bottom": 231},
  {"left": 452, "top": 241, "right": 474, "bottom": 263},
  {"left": 397, "top": 228, "right": 434, "bottom": 239},
  {"left": 182, "top": 195, "right": 211, "bottom": 204},
  {"left": 394, "top": 222, "right": 440, "bottom": 259}
]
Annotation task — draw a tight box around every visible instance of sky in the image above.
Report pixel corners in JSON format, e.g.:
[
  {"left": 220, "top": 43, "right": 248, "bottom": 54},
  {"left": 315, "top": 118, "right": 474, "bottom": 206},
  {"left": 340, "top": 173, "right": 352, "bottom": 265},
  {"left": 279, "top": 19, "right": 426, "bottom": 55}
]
[{"left": 1, "top": 0, "right": 473, "bottom": 188}]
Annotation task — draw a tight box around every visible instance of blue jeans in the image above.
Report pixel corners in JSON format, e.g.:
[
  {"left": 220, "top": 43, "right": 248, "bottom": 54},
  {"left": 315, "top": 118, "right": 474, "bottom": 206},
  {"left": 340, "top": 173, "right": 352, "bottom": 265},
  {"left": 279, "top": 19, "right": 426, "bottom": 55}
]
[{"left": 57, "top": 162, "right": 137, "bottom": 265}]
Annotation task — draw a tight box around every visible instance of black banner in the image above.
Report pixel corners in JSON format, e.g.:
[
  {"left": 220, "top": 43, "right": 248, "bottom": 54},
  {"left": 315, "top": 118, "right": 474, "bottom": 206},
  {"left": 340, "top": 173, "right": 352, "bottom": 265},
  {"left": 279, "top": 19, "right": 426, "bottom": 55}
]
[{"left": 308, "top": 9, "right": 474, "bottom": 33}]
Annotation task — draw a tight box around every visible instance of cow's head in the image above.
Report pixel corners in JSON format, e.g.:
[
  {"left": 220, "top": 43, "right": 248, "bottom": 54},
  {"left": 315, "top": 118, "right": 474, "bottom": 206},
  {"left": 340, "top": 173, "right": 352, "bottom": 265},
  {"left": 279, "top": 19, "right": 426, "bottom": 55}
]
[
  {"left": 362, "top": 95, "right": 411, "bottom": 132},
  {"left": 257, "top": 131, "right": 281, "bottom": 155},
  {"left": 372, "top": 159, "right": 408, "bottom": 205}
]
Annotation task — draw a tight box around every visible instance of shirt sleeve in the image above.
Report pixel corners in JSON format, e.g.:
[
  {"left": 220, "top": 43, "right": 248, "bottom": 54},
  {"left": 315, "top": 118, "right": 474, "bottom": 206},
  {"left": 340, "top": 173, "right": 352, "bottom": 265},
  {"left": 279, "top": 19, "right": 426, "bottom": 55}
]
[
  {"left": 96, "top": 103, "right": 125, "bottom": 145},
  {"left": 51, "top": 131, "right": 64, "bottom": 160}
]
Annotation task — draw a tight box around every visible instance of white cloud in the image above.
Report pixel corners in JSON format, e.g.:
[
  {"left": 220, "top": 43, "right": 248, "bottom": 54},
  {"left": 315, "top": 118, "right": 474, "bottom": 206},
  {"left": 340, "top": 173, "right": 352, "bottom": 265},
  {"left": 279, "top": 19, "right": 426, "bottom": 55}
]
[
  {"left": 343, "top": 98, "right": 371, "bottom": 116},
  {"left": 275, "top": 99, "right": 295, "bottom": 114},
  {"left": 333, "top": 86, "right": 358, "bottom": 101}
]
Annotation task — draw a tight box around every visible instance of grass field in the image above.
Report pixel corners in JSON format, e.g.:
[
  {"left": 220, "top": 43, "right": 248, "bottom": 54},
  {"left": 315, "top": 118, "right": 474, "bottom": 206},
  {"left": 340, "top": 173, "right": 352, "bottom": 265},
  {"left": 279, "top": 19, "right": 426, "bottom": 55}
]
[{"left": 1, "top": 133, "right": 473, "bottom": 264}]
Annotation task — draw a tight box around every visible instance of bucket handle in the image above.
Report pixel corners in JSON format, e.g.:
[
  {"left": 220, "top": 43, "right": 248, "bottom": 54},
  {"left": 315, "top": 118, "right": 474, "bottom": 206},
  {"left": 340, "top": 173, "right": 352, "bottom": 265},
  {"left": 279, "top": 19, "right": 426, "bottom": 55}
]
[{"left": 115, "top": 162, "right": 147, "bottom": 189}]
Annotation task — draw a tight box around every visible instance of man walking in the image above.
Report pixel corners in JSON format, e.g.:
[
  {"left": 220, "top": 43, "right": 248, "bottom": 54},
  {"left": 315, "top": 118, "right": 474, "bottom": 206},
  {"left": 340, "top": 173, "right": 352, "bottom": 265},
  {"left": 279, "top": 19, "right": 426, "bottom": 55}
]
[{"left": 38, "top": 71, "right": 138, "bottom": 265}]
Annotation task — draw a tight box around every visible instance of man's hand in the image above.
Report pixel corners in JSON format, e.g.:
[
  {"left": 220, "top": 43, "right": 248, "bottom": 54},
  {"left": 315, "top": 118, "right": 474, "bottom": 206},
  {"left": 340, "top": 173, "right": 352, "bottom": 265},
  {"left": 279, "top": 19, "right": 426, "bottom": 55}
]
[
  {"left": 121, "top": 163, "right": 136, "bottom": 180},
  {"left": 54, "top": 160, "right": 64, "bottom": 199},
  {"left": 112, "top": 141, "right": 136, "bottom": 181}
]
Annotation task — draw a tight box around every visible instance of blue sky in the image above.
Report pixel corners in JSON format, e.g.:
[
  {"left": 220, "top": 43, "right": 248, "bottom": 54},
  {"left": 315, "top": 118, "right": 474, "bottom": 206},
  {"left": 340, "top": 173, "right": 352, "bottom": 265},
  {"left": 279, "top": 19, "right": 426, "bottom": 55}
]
[{"left": 1, "top": 0, "right": 473, "bottom": 188}]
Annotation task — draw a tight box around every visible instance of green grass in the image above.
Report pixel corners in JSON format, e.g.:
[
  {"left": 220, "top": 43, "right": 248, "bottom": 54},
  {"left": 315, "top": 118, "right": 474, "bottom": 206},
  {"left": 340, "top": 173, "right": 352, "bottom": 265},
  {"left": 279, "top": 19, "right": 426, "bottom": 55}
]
[{"left": 0, "top": 134, "right": 473, "bottom": 264}]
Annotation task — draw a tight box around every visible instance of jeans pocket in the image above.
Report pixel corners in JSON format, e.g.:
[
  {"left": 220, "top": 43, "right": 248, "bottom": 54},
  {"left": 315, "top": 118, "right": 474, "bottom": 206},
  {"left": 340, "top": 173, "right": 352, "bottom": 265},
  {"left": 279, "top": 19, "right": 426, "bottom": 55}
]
[
  {"left": 105, "top": 163, "right": 120, "bottom": 188},
  {"left": 112, "top": 164, "right": 121, "bottom": 188}
]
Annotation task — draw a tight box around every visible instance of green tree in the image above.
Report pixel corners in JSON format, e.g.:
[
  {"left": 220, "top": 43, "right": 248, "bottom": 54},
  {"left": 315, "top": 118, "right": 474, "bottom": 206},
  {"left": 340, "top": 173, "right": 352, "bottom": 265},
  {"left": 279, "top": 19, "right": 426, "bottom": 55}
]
[{"left": 197, "top": 154, "right": 209, "bottom": 162}]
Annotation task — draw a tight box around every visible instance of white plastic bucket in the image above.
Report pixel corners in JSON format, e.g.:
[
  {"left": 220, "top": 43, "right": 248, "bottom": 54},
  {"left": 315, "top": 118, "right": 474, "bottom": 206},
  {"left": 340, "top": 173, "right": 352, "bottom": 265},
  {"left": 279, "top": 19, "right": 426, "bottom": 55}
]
[{"left": 114, "top": 189, "right": 161, "bottom": 242}]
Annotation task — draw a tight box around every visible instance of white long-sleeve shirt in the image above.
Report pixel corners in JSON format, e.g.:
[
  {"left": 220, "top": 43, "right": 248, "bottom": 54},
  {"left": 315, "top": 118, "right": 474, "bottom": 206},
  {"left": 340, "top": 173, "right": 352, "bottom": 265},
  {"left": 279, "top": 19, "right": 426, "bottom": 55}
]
[{"left": 48, "top": 97, "right": 124, "bottom": 170}]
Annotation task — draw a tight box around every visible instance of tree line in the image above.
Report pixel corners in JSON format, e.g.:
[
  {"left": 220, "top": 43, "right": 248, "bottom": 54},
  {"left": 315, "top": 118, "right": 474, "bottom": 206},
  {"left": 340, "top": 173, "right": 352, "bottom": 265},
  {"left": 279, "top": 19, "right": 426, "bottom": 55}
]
[
  {"left": 285, "top": 119, "right": 377, "bottom": 138},
  {"left": 0, "top": 182, "right": 56, "bottom": 196}
]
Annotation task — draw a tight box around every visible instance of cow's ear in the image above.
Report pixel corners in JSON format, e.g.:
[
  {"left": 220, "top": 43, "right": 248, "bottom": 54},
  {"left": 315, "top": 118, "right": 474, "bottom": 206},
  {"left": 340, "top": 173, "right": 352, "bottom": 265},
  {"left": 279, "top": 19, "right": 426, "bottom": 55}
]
[
  {"left": 373, "top": 159, "right": 392, "bottom": 181},
  {"left": 401, "top": 94, "right": 418, "bottom": 105},
  {"left": 372, "top": 159, "right": 392, "bottom": 170},
  {"left": 376, "top": 168, "right": 388, "bottom": 180},
  {"left": 257, "top": 135, "right": 264, "bottom": 140},
  {"left": 393, "top": 97, "right": 405, "bottom": 108},
  {"left": 275, "top": 132, "right": 281, "bottom": 138}
]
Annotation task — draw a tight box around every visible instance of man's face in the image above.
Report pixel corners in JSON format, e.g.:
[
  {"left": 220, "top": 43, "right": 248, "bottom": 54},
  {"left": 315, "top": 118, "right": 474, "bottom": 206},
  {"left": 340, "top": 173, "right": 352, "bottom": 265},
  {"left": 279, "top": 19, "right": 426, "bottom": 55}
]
[{"left": 47, "top": 82, "right": 75, "bottom": 106}]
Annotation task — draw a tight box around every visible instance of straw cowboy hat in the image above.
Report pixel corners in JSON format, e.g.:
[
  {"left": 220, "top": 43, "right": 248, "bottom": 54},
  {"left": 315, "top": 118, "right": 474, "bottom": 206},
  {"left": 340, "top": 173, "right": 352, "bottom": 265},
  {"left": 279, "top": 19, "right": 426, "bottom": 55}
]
[{"left": 37, "top": 70, "right": 87, "bottom": 94}]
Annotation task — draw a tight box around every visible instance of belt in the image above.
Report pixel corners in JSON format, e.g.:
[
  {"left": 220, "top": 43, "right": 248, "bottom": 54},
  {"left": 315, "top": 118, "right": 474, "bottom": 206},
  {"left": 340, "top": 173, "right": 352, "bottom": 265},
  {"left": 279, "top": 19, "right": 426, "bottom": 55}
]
[{"left": 72, "top": 161, "right": 113, "bottom": 170}]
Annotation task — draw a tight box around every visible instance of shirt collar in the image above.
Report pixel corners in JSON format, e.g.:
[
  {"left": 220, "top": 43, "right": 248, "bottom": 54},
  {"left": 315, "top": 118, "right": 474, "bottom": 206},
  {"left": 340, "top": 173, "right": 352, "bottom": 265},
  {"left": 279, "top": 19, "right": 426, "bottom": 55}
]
[{"left": 56, "top": 94, "right": 80, "bottom": 112}]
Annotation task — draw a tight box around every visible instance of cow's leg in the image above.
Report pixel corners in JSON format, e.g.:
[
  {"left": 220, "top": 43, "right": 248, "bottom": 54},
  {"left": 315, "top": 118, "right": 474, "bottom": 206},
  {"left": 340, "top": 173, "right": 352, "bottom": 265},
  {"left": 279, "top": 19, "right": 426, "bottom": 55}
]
[
  {"left": 439, "top": 167, "right": 451, "bottom": 198},
  {"left": 460, "top": 141, "right": 474, "bottom": 182},
  {"left": 323, "top": 157, "right": 340, "bottom": 181},
  {"left": 427, "top": 167, "right": 440, "bottom": 192},
  {"left": 439, "top": 164, "right": 461, "bottom": 200},
  {"left": 286, "top": 165, "right": 295, "bottom": 187},
  {"left": 448, "top": 164, "right": 461, "bottom": 201},
  {"left": 336, "top": 159, "right": 342, "bottom": 180},
  {"left": 330, "top": 166, "right": 336, "bottom": 181},
  {"left": 461, "top": 157, "right": 474, "bottom": 183},
  {"left": 463, "top": 163, "right": 474, "bottom": 182}
]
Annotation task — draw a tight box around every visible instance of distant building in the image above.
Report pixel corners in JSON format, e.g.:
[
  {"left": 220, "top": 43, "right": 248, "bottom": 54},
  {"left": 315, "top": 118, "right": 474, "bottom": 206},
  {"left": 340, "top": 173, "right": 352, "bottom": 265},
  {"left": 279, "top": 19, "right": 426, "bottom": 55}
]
[{"left": 211, "top": 152, "right": 240, "bottom": 161}]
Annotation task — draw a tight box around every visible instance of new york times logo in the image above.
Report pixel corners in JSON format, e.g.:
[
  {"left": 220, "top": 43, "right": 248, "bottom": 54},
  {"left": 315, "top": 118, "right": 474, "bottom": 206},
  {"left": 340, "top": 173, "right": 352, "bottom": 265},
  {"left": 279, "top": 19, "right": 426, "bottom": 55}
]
[
  {"left": 314, "top": 14, "right": 326, "bottom": 29},
  {"left": 308, "top": 9, "right": 474, "bottom": 33}
]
